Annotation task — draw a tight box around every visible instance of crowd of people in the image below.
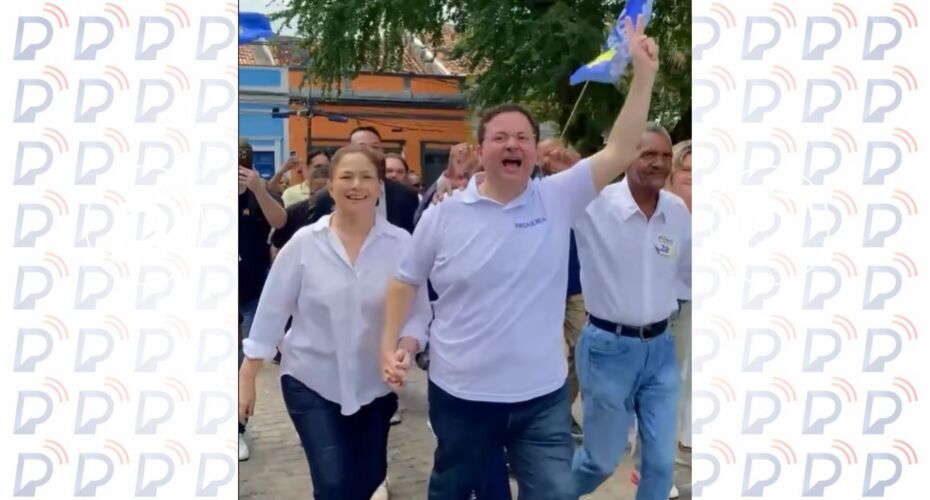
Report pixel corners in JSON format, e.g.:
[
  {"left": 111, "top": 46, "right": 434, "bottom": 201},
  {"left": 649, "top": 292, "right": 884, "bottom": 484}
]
[{"left": 238, "top": 16, "right": 692, "bottom": 500}]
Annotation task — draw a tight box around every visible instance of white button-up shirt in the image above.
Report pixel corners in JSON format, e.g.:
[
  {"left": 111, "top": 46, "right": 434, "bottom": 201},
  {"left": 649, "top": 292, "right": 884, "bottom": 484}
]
[
  {"left": 243, "top": 214, "right": 431, "bottom": 415},
  {"left": 573, "top": 178, "right": 692, "bottom": 326},
  {"left": 397, "top": 159, "right": 597, "bottom": 403}
]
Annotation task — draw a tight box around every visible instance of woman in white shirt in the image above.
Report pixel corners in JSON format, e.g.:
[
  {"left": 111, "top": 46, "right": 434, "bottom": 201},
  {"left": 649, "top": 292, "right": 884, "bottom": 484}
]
[
  {"left": 238, "top": 144, "right": 431, "bottom": 500},
  {"left": 667, "top": 140, "right": 692, "bottom": 452}
]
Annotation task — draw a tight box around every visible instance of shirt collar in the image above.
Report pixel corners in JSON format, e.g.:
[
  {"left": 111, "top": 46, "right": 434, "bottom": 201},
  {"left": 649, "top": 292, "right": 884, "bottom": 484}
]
[
  {"left": 311, "top": 213, "right": 393, "bottom": 239},
  {"left": 461, "top": 173, "right": 536, "bottom": 210},
  {"left": 613, "top": 179, "right": 669, "bottom": 222}
]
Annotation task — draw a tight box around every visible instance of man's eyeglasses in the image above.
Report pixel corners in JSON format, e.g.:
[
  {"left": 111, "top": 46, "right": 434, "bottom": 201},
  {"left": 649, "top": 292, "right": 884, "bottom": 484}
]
[{"left": 487, "top": 134, "right": 535, "bottom": 146}]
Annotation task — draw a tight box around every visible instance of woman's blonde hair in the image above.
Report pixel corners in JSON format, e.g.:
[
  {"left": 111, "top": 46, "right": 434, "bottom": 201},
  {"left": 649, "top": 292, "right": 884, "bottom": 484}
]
[
  {"left": 665, "top": 140, "right": 692, "bottom": 191},
  {"left": 671, "top": 140, "right": 692, "bottom": 174}
]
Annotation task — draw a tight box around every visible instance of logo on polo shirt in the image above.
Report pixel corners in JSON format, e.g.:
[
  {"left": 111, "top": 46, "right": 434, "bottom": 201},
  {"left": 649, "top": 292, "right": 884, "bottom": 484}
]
[{"left": 514, "top": 217, "right": 546, "bottom": 229}]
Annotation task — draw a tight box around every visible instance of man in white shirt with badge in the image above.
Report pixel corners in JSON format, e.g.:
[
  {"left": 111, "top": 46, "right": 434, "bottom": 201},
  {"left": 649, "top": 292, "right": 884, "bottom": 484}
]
[
  {"left": 381, "top": 16, "right": 660, "bottom": 500},
  {"left": 571, "top": 125, "right": 691, "bottom": 499}
]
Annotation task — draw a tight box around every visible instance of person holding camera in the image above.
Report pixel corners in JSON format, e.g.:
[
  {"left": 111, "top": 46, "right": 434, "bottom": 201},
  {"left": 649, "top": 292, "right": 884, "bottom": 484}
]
[{"left": 238, "top": 138, "right": 286, "bottom": 461}]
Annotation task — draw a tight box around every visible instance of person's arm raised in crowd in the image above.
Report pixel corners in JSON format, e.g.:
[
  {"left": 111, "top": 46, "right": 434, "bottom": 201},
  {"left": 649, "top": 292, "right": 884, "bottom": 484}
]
[
  {"left": 268, "top": 157, "right": 302, "bottom": 195},
  {"left": 431, "top": 175, "right": 454, "bottom": 204},
  {"left": 239, "top": 167, "right": 287, "bottom": 229},
  {"left": 589, "top": 15, "right": 660, "bottom": 192},
  {"left": 430, "top": 143, "right": 478, "bottom": 205}
]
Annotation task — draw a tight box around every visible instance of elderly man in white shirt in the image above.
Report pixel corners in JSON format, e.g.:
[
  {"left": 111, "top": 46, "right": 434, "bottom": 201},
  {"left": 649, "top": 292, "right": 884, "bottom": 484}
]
[
  {"left": 381, "top": 17, "right": 660, "bottom": 500},
  {"left": 571, "top": 125, "right": 691, "bottom": 499},
  {"left": 239, "top": 145, "right": 431, "bottom": 500}
]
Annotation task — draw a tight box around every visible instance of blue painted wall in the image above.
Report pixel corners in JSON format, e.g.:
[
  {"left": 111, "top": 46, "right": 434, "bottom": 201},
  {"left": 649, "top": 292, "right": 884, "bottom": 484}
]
[
  {"left": 239, "top": 67, "right": 289, "bottom": 178},
  {"left": 240, "top": 68, "right": 283, "bottom": 87}
]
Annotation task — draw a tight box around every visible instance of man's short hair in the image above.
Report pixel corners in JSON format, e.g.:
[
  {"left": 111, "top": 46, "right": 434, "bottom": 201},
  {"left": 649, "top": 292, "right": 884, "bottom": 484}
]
[
  {"left": 385, "top": 153, "right": 409, "bottom": 173},
  {"left": 350, "top": 126, "right": 382, "bottom": 141},
  {"left": 476, "top": 104, "right": 539, "bottom": 144},
  {"left": 307, "top": 149, "right": 330, "bottom": 165},
  {"left": 644, "top": 124, "right": 672, "bottom": 144}
]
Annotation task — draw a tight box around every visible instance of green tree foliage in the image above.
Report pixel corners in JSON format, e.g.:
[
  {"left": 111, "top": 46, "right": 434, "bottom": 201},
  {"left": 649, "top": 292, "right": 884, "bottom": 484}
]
[{"left": 277, "top": 0, "right": 691, "bottom": 150}]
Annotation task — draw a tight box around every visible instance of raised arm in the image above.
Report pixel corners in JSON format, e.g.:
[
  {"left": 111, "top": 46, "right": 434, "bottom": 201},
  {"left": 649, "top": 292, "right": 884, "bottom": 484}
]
[
  {"left": 254, "top": 188, "right": 286, "bottom": 229},
  {"left": 268, "top": 157, "right": 302, "bottom": 195},
  {"left": 240, "top": 166, "right": 287, "bottom": 229},
  {"left": 590, "top": 15, "right": 660, "bottom": 192}
]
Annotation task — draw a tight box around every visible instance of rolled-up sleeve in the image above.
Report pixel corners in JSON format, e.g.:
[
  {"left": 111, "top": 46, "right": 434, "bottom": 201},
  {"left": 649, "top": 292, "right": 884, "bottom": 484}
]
[
  {"left": 396, "top": 203, "right": 440, "bottom": 286},
  {"left": 243, "top": 233, "right": 303, "bottom": 360}
]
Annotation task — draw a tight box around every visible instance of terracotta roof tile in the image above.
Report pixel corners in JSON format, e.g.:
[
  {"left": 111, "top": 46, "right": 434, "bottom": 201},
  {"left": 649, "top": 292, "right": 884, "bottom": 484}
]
[
  {"left": 239, "top": 45, "right": 256, "bottom": 65},
  {"left": 241, "top": 33, "right": 468, "bottom": 76},
  {"left": 270, "top": 37, "right": 311, "bottom": 67},
  {"left": 402, "top": 45, "right": 427, "bottom": 73},
  {"left": 423, "top": 24, "right": 470, "bottom": 75}
]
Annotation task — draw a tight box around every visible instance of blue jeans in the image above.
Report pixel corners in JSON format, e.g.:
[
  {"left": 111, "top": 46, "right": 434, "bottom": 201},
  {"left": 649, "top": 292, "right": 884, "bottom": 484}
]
[
  {"left": 281, "top": 375, "right": 398, "bottom": 500},
  {"left": 572, "top": 323, "right": 679, "bottom": 499},
  {"left": 428, "top": 381, "right": 575, "bottom": 500},
  {"left": 238, "top": 297, "right": 260, "bottom": 434}
]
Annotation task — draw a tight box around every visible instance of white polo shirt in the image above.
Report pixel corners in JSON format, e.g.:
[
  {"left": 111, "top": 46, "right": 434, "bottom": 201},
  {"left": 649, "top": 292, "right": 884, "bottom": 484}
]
[
  {"left": 573, "top": 178, "right": 692, "bottom": 326},
  {"left": 396, "top": 158, "right": 597, "bottom": 403}
]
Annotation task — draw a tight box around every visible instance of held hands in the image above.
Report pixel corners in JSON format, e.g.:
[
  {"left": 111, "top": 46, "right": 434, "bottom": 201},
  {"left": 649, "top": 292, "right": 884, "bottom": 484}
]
[
  {"left": 625, "top": 15, "right": 659, "bottom": 77},
  {"left": 382, "top": 338, "right": 417, "bottom": 391}
]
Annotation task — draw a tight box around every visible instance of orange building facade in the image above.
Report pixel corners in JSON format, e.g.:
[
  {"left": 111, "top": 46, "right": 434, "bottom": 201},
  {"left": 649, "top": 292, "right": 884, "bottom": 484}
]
[
  {"left": 285, "top": 70, "right": 472, "bottom": 186},
  {"left": 240, "top": 35, "right": 473, "bottom": 186}
]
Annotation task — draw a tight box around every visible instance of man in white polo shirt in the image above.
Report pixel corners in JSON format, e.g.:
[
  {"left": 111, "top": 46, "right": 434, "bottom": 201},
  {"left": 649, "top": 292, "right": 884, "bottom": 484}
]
[
  {"left": 381, "top": 17, "right": 660, "bottom": 499},
  {"left": 570, "top": 125, "right": 691, "bottom": 499}
]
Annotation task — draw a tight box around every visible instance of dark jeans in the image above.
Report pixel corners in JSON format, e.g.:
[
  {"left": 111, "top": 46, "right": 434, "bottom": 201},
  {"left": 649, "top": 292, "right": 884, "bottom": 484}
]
[
  {"left": 420, "top": 346, "right": 512, "bottom": 499},
  {"left": 428, "top": 381, "right": 575, "bottom": 500},
  {"left": 480, "top": 453, "right": 512, "bottom": 500},
  {"left": 281, "top": 375, "right": 398, "bottom": 500}
]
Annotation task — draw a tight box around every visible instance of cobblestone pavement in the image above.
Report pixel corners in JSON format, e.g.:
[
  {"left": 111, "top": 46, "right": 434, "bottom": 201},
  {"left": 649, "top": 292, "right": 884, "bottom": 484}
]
[{"left": 239, "top": 364, "right": 691, "bottom": 499}]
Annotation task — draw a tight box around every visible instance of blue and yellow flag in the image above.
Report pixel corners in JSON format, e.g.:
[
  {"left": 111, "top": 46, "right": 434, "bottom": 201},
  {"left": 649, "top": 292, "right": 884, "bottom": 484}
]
[
  {"left": 239, "top": 12, "right": 274, "bottom": 45},
  {"left": 569, "top": 0, "right": 654, "bottom": 86}
]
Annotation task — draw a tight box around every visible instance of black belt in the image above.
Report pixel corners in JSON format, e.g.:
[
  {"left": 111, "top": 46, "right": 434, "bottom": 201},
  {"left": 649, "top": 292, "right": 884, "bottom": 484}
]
[{"left": 588, "top": 314, "right": 668, "bottom": 340}]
